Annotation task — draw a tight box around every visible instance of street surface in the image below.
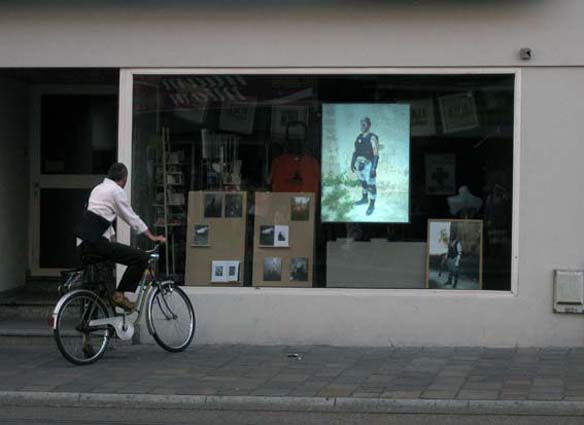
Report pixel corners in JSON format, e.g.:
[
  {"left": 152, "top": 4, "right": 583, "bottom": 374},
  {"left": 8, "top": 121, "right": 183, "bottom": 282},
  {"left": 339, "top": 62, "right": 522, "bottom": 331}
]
[
  {"left": 1, "top": 343, "right": 584, "bottom": 423},
  {"left": 1, "top": 406, "right": 583, "bottom": 425}
]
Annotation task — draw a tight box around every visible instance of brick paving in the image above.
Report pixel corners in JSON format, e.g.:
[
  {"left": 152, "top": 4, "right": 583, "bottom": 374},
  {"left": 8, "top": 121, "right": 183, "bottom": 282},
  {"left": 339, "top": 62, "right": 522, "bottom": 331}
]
[{"left": 1, "top": 343, "right": 584, "bottom": 401}]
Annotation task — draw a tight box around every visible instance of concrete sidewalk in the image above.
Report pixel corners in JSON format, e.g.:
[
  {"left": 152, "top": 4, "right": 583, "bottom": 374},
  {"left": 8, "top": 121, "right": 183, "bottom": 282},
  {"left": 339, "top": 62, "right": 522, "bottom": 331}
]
[{"left": 1, "top": 343, "right": 584, "bottom": 415}]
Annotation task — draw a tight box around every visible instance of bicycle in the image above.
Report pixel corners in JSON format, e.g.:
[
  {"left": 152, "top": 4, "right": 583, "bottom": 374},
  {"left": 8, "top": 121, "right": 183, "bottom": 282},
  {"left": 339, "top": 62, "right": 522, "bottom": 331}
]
[{"left": 51, "top": 244, "right": 195, "bottom": 365}]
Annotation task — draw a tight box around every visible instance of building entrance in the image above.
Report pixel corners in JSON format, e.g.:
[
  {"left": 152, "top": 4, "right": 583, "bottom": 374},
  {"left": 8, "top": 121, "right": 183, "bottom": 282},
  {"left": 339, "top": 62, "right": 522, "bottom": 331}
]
[{"left": 29, "top": 85, "right": 118, "bottom": 276}]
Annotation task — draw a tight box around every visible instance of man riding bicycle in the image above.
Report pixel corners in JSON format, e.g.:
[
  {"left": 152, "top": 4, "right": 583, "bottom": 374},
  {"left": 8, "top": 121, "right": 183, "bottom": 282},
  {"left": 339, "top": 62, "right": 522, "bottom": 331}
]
[{"left": 74, "top": 162, "right": 166, "bottom": 311}]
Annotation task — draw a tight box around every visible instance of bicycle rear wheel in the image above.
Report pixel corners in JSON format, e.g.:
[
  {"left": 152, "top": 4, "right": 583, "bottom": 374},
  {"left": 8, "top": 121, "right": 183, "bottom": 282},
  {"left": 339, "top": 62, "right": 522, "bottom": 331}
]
[
  {"left": 54, "top": 291, "right": 111, "bottom": 365},
  {"left": 147, "top": 284, "right": 195, "bottom": 352}
]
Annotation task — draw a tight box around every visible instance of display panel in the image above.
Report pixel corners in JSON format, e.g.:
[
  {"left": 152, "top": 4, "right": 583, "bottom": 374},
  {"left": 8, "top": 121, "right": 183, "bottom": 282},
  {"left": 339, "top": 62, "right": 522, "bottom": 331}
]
[{"left": 321, "top": 103, "right": 410, "bottom": 223}]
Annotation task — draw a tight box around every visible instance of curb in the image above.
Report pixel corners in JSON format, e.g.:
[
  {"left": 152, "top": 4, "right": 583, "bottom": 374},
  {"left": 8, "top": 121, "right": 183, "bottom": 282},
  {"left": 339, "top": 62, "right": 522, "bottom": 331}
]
[{"left": 1, "top": 391, "right": 584, "bottom": 416}]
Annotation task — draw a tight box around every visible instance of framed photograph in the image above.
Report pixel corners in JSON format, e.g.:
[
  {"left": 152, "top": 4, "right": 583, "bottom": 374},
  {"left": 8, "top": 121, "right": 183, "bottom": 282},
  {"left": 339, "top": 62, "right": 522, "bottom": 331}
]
[
  {"left": 426, "top": 219, "right": 483, "bottom": 290},
  {"left": 225, "top": 260, "right": 240, "bottom": 282},
  {"left": 409, "top": 98, "right": 436, "bottom": 137},
  {"left": 211, "top": 261, "right": 226, "bottom": 283},
  {"left": 225, "top": 193, "right": 243, "bottom": 218},
  {"left": 425, "top": 154, "right": 456, "bottom": 195},
  {"left": 291, "top": 196, "right": 310, "bottom": 221},
  {"left": 192, "top": 224, "right": 210, "bottom": 247},
  {"left": 271, "top": 105, "right": 309, "bottom": 139},
  {"left": 263, "top": 257, "right": 282, "bottom": 281},
  {"left": 204, "top": 193, "right": 223, "bottom": 218},
  {"left": 438, "top": 92, "right": 479, "bottom": 134},
  {"left": 259, "top": 225, "right": 275, "bottom": 246},
  {"left": 219, "top": 99, "right": 257, "bottom": 135},
  {"left": 289, "top": 257, "right": 309, "bottom": 282},
  {"left": 274, "top": 225, "right": 290, "bottom": 248}
]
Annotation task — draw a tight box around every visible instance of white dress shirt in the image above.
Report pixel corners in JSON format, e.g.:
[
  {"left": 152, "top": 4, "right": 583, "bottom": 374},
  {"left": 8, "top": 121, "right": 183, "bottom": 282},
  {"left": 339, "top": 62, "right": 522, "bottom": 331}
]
[{"left": 84, "top": 178, "right": 148, "bottom": 241}]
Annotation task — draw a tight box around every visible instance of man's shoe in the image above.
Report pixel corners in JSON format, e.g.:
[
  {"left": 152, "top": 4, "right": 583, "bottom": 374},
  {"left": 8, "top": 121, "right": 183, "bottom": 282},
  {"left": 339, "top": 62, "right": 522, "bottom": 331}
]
[
  {"left": 366, "top": 200, "right": 375, "bottom": 216},
  {"left": 111, "top": 293, "right": 136, "bottom": 311},
  {"left": 354, "top": 195, "right": 368, "bottom": 206}
]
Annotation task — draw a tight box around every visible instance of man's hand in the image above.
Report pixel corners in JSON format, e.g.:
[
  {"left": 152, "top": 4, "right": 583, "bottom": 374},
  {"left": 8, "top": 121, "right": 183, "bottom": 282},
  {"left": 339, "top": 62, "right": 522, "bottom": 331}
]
[
  {"left": 145, "top": 229, "right": 166, "bottom": 244},
  {"left": 370, "top": 168, "right": 376, "bottom": 178},
  {"left": 152, "top": 235, "right": 167, "bottom": 244}
]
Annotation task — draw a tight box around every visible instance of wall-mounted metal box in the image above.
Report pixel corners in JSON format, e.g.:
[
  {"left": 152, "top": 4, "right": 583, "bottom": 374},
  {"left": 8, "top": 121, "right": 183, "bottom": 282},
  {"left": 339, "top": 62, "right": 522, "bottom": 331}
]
[{"left": 554, "top": 270, "right": 584, "bottom": 314}]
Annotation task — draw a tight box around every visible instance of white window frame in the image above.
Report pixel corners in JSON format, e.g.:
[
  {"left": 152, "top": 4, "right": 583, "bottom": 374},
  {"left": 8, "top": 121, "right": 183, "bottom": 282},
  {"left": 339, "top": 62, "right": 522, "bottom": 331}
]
[{"left": 117, "top": 67, "right": 521, "bottom": 297}]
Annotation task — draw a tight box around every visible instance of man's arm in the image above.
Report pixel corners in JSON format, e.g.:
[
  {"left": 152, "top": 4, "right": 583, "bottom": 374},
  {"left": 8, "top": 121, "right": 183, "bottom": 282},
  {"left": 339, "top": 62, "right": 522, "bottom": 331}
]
[
  {"left": 370, "top": 135, "right": 379, "bottom": 178},
  {"left": 455, "top": 241, "right": 462, "bottom": 267},
  {"left": 113, "top": 190, "right": 166, "bottom": 243}
]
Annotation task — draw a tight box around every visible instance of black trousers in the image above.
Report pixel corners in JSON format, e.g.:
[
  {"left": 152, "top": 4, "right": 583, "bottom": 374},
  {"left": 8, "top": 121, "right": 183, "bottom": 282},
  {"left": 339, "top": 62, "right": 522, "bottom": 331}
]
[{"left": 80, "top": 238, "right": 149, "bottom": 293}]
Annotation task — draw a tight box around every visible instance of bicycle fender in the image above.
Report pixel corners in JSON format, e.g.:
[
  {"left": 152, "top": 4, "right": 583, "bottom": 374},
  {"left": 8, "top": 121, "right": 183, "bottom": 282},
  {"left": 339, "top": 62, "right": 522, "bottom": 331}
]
[{"left": 51, "top": 289, "right": 110, "bottom": 330}]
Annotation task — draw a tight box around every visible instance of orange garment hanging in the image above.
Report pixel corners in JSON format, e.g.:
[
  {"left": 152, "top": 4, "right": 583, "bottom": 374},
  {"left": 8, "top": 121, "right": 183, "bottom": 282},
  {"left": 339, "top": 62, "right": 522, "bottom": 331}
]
[{"left": 269, "top": 154, "right": 320, "bottom": 194}]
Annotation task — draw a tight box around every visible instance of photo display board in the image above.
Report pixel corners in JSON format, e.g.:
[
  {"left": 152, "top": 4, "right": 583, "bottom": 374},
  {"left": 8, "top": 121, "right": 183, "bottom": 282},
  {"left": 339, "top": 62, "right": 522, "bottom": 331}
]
[
  {"left": 321, "top": 103, "right": 410, "bottom": 223},
  {"left": 184, "top": 191, "right": 247, "bottom": 286},
  {"left": 252, "top": 192, "right": 315, "bottom": 287}
]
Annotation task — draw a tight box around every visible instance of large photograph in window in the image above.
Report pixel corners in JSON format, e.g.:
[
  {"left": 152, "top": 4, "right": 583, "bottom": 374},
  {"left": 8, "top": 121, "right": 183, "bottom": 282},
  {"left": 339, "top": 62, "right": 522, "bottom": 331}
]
[{"left": 321, "top": 103, "right": 410, "bottom": 223}]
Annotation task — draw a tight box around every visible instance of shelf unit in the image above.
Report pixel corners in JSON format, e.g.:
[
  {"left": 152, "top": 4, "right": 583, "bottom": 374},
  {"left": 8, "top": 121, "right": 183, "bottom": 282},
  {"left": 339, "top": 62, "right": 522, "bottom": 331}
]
[{"left": 154, "top": 127, "right": 187, "bottom": 276}]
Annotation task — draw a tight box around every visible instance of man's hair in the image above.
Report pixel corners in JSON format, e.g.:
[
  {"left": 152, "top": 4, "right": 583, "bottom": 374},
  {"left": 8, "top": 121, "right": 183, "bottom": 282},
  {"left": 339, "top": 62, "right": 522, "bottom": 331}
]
[
  {"left": 361, "top": 117, "right": 371, "bottom": 126},
  {"left": 107, "top": 162, "right": 128, "bottom": 182}
]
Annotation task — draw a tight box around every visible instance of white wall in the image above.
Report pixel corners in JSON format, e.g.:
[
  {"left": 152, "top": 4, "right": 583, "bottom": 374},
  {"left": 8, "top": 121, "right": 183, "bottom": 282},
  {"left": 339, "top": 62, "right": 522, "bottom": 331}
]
[
  {"left": 0, "top": 0, "right": 583, "bottom": 68},
  {"left": 0, "top": 78, "right": 29, "bottom": 292}
]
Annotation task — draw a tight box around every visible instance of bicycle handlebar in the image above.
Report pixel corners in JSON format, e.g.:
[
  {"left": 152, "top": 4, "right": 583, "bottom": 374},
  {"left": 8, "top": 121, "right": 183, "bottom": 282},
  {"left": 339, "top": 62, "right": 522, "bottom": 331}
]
[{"left": 144, "top": 243, "right": 161, "bottom": 255}]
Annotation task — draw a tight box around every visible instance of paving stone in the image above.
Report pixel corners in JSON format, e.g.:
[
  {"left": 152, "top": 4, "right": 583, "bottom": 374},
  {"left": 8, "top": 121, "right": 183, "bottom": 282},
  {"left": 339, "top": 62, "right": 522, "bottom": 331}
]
[
  {"left": 421, "top": 390, "right": 459, "bottom": 399},
  {"left": 318, "top": 384, "right": 357, "bottom": 397},
  {"left": 500, "top": 392, "right": 528, "bottom": 400},
  {"left": 462, "top": 382, "right": 503, "bottom": 391},
  {"left": 457, "top": 390, "right": 500, "bottom": 400},
  {"left": 269, "top": 374, "right": 310, "bottom": 383}
]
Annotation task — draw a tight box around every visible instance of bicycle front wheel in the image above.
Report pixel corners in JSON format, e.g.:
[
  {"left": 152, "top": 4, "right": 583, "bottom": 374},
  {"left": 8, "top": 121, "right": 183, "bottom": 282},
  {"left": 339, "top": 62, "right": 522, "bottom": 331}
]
[
  {"left": 54, "top": 290, "right": 111, "bottom": 365},
  {"left": 147, "top": 284, "right": 195, "bottom": 352}
]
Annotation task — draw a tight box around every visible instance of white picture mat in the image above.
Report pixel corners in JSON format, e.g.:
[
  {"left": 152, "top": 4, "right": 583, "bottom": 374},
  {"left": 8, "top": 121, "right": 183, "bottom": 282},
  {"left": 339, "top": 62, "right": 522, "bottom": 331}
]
[
  {"left": 211, "top": 260, "right": 226, "bottom": 282},
  {"left": 211, "top": 260, "right": 240, "bottom": 282},
  {"left": 274, "top": 225, "right": 290, "bottom": 247}
]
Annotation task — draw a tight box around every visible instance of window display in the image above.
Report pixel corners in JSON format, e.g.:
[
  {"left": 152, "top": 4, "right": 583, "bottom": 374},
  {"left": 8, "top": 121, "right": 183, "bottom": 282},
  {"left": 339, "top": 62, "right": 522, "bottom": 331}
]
[{"left": 132, "top": 73, "right": 515, "bottom": 290}]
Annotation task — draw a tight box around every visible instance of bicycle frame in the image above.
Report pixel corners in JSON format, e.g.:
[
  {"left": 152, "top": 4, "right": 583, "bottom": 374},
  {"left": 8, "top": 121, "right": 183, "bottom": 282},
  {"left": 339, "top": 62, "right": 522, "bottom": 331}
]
[{"left": 52, "top": 247, "right": 167, "bottom": 341}]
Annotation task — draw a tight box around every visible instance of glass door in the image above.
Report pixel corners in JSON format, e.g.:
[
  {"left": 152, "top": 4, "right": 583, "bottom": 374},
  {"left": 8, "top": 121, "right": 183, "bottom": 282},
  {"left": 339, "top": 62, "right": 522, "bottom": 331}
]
[{"left": 29, "top": 86, "right": 118, "bottom": 276}]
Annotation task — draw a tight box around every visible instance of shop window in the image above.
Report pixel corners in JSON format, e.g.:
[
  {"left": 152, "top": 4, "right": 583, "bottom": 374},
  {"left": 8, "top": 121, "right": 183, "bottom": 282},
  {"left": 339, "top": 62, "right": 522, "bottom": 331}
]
[{"left": 131, "top": 73, "right": 514, "bottom": 290}]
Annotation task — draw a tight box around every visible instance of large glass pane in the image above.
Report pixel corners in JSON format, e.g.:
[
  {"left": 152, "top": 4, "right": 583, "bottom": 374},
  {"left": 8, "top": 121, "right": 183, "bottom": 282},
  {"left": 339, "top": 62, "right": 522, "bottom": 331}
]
[
  {"left": 41, "top": 94, "right": 117, "bottom": 175},
  {"left": 132, "top": 73, "right": 514, "bottom": 290}
]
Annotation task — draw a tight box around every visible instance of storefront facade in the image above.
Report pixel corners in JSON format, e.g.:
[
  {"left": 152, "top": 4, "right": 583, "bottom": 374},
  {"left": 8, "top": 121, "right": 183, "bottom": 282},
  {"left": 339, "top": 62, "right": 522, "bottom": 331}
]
[{"left": 1, "top": 1, "right": 584, "bottom": 346}]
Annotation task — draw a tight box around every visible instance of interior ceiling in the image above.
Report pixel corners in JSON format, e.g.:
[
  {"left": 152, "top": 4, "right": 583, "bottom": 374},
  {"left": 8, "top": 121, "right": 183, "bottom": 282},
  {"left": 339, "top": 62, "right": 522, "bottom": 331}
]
[{"left": 0, "top": 68, "right": 119, "bottom": 84}]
